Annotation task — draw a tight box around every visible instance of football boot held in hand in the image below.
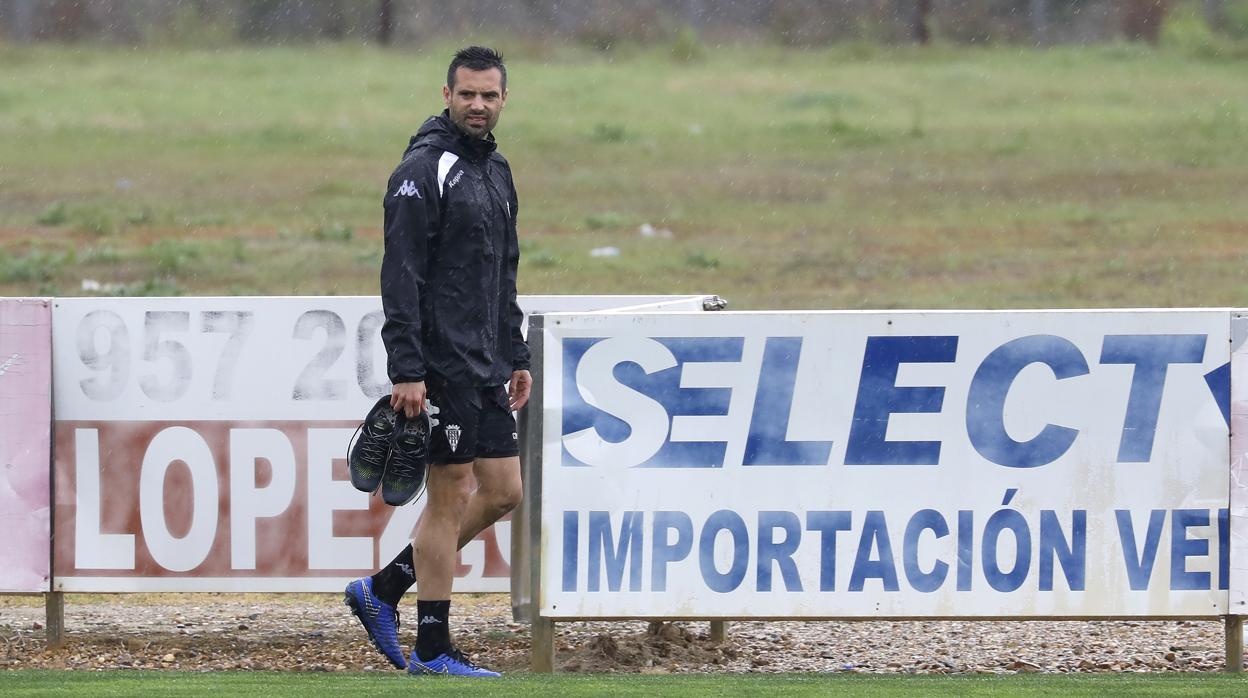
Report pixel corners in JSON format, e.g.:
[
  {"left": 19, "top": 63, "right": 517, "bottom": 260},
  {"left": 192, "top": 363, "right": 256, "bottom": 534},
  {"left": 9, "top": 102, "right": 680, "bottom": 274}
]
[
  {"left": 348, "top": 396, "right": 399, "bottom": 494},
  {"left": 381, "top": 410, "right": 431, "bottom": 506}
]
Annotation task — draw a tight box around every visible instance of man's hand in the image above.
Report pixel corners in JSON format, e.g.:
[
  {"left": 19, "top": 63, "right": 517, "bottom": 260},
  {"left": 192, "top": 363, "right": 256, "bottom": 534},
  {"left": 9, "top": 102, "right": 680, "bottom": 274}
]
[
  {"left": 509, "top": 369, "right": 532, "bottom": 411},
  {"left": 391, "top": 381, "right": 426, "bottom": 418}
]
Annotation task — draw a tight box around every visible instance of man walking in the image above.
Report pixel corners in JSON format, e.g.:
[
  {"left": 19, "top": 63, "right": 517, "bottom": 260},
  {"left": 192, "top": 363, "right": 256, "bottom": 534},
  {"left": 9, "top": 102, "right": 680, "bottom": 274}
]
[{"left": 345, "top": 46, "right": 530, "bottom": 678}]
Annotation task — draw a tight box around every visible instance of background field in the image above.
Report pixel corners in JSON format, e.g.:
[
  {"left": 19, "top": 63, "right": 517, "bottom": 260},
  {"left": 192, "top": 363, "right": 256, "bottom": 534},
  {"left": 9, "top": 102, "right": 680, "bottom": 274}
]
[{"left": 2, "top": 39, "right": 1246, "bottom": 309}]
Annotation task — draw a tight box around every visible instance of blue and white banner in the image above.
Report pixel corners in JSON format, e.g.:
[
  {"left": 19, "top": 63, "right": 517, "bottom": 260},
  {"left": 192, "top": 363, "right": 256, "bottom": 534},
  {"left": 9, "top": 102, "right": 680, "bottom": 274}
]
[{"left": 540, "top": 310, "right": 1234, "bottom": 617}]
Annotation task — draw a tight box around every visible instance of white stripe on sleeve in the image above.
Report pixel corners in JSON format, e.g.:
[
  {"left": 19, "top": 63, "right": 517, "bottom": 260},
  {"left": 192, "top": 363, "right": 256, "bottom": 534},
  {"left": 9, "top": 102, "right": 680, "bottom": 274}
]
[{"left": 437, "top": 151, "right": 460, "bottom": 197}]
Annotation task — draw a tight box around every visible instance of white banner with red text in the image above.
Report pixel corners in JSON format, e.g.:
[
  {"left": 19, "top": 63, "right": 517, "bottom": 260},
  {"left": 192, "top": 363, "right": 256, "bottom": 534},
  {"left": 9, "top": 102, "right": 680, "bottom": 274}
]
[{"left": 51, "top": 295, "right": 710, "bottom": 592}]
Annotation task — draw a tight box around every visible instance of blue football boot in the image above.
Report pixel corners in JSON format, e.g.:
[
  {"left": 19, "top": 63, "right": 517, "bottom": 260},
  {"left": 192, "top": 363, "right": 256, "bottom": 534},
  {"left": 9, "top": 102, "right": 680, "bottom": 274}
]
[
  {"left": 408, "top": 646, "right": 501, "bottom": 677},
  {"left": 343, "top": 577, "right": 406, "bottom": 669}
]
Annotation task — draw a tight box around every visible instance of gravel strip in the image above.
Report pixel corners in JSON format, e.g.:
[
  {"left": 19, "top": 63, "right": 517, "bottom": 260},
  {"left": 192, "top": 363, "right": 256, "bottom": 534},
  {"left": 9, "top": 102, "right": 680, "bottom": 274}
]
[{"left": 0, "top": 594, "right": 1241, "bottom": 673}]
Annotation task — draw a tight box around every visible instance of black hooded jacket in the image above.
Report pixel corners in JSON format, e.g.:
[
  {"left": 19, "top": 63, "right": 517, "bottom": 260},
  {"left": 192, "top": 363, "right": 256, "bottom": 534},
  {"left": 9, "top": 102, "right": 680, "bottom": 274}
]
[{"left": 380, "top": 111, "right": 529, "bottom": 387}]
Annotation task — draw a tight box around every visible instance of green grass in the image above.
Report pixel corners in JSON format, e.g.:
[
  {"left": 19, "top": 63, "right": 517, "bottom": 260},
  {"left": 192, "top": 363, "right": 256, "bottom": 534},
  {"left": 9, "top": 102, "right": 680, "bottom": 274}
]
[
  {"left": 0, "top": 671, "right": 1246, "bottom": 697},
  {"left": 1, "top": 37, "right": 1247, "bottom": 308}
]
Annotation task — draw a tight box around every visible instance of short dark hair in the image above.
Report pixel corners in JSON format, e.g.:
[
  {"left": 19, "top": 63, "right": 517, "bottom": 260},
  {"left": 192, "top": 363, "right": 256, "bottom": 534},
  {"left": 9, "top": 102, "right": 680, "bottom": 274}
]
[{"left": 447, "top": 46, "right": 507, "bottom": 91}]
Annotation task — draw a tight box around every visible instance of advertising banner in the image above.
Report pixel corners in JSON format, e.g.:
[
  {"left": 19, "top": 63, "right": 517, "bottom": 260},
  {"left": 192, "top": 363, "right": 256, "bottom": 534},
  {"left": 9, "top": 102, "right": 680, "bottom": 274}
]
[
  {"left": 51, "top": 295, "right": 705, "bottom": 593},
  {"left": 541, "top": 310, "right": 1234, "bottom": 618},
  {"left": 0, "top": 299, "right": 53, "bottom": 593}
]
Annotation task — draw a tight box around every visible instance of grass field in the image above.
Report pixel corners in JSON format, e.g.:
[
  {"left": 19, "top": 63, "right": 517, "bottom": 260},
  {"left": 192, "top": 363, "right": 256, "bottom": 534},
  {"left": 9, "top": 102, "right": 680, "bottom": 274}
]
[
  {"left": 1, "top": 37, "right": 1247, "bottom": 308},
  {"left": 1, "top": 671, "right": 1246, "bottom": 697}
]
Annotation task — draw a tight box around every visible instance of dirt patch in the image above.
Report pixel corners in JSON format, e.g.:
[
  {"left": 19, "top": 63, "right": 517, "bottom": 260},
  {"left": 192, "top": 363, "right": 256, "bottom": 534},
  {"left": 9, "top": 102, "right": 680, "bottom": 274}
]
[
  {"left": 559, "top": 622, "right": 734, "bottom": 673},
  {"left": 2, "top": 594, "right": 1239, "bottom": 675},
  {"left": 0, "top": 593, "right": 531, "bottom": 673}
]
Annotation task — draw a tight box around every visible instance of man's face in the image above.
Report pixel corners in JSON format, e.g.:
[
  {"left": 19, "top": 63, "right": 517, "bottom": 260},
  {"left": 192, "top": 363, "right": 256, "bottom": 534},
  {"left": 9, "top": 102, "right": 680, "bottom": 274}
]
[{"left": 443, "top": 67, "right": 507, "bottom": 139}]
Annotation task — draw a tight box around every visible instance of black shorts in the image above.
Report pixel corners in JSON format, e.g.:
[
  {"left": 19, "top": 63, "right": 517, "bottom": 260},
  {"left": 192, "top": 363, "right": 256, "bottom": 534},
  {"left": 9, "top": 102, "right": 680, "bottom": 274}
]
[{"left": 425, "top": 377, "right": 519, "bottom": 464}]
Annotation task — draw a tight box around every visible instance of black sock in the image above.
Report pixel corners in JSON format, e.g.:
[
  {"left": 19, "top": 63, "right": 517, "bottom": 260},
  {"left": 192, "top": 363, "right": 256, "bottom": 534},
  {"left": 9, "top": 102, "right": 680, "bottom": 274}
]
[
  {"left": 414, "top": 599, "right": 452, "bottom": 661},
  {"left": 370, "top": 544, "right": 416, "bottom": 606}
]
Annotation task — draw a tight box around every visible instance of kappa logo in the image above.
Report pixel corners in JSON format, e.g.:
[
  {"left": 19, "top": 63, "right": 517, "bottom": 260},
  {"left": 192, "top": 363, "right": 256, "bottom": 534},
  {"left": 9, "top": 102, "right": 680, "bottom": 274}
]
[
  {"left": 397, "top": 562, "right": 414, "bottom": 579},
  {"left": 419, "top": 615, "right": 442, "bottom": 625},
  {"left": 394, "top": 180, "right": 422, "bottom": 198},
  {"left": 425, "top": 399, "right": 441, "bottom": 428},
  {"left": 447, "top": 170, "right": 464, "bottom": 190},
  {"left": 446, "top": 424, "right": 462, "bottom": 452}
]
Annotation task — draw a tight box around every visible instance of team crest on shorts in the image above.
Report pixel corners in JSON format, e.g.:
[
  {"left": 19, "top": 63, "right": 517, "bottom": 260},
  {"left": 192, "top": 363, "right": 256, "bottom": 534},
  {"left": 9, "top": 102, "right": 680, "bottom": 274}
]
[{"left": 446, "top": 424, "right": 462, "bottom": 452}]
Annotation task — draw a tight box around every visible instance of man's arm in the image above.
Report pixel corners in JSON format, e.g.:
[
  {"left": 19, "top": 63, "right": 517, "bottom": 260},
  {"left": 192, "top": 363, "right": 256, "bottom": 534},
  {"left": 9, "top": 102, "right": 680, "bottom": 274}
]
[
  {"left": 380, "top": 158, "right": 441, "bottom": 416},
  {"left": 504, "top": 175, "right": 531, "bottom": 411}
]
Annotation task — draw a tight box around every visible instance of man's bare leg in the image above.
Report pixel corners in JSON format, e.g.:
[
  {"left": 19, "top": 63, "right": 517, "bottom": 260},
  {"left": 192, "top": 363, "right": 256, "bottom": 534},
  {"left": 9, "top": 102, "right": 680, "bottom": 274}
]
[
  {"left": 414, "top": 461, "right": 474, "bottom": 599},
  {"left": 457, "top": 456, "right": 522, "bottom": 549},
  {"left": 373, "top": 456, "right": 517, "bottom": 575},
  {"left": 408, "top": 460, "right": 474, "bottom": 666},
  {"left": 353, "top": 457, "right": 518, "bottom": 669}
]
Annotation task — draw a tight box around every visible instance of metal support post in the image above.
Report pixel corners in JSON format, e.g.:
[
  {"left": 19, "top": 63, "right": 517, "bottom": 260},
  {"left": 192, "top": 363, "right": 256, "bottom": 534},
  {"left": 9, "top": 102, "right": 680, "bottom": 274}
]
[
  {"left": 531, "top": 617, "right": 556, "bottom": 673},
  {"left": 1227, "top": 615, "right": 1244, "bottom": 673},
  {"left": 510, "top": 405, "right": 534, "bottom": 623},
  {"left": 44, "top": 591, "right": 65, "bottom": 649},
  {"left": 512, "top": 314, "right": 546, "bottom": 624},
  {"left": 520, "top": 315, "right": 555, "bottom": 671},
  {"left": 709, "top": 620, "right": 728, "bottom": 644}
]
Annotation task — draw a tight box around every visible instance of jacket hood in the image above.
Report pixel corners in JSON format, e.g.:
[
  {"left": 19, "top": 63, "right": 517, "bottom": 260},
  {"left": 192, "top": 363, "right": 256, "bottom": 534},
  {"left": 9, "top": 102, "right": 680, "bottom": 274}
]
[{"left": 403, "top": 110, "right": 497, "bottom": 161}]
